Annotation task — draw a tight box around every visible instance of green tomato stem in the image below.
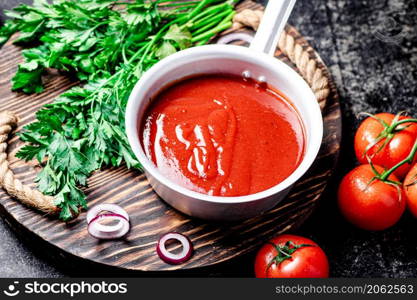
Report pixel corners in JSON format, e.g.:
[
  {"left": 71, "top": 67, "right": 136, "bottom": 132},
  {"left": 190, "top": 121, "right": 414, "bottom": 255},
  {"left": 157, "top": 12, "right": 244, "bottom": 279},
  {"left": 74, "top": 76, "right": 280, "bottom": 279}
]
[
  {"left": 189, "top": 3, "right": 231, "bottom": 26},
  {"left": 192, "top": 20, "right": 220, "bottom": 36},
  {"left": 389, "top": 118, "right": 417, "bottom": 131},
  {"left": 191, "top": 14, "right": 230, "bottom": 35}
]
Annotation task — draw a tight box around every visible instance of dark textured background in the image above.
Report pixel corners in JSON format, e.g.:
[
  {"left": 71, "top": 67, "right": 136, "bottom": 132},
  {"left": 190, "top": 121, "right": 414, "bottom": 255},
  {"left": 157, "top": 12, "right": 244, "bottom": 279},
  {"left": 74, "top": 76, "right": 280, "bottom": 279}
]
[{"left": 0, "top": 0, "right": 416, "bottom": 277}]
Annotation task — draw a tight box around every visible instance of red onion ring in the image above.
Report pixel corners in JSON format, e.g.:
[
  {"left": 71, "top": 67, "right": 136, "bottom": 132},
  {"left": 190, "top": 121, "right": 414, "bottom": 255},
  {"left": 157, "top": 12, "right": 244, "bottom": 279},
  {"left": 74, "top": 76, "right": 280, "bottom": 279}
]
[
  {"left": 86, "top": 204, "right": 130, "bottom": 239},
  {"left": 156, "top": 232, "right": 193, "bottom": 264},
  {"left": 217, "top": 32, "right": 254, "bottom": 45},
  {"left": 86, "top": 203, "right": 129, "bottom": 223}
]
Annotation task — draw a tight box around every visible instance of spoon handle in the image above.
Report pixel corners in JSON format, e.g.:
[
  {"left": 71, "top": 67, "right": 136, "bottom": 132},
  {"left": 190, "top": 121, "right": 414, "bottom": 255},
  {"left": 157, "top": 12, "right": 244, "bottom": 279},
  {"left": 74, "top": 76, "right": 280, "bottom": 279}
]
[{"left": 250, "top": 0, "right": 297, "bottom": 56}]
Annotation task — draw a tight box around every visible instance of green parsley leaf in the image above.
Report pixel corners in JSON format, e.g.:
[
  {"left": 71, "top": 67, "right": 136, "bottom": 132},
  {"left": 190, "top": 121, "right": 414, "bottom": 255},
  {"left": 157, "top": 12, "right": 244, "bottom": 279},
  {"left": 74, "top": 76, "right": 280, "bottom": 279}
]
[
  {"left": 6, "top": 0, "right": 236, "bottom": 220},
  {"left": 164, "top": 24, "right": 192, "bottom": 49}
]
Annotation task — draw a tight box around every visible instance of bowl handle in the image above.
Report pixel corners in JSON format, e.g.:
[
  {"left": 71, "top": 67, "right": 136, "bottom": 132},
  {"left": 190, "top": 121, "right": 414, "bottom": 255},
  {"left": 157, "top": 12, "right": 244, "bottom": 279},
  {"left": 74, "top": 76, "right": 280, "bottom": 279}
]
[{"left": 249, "top": 0, "right": 296, "bottom": 56}]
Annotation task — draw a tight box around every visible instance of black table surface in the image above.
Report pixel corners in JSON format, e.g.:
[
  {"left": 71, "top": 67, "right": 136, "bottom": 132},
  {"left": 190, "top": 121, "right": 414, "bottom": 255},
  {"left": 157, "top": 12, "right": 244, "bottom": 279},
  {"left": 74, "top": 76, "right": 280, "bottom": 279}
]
[{"left": 0, "top": 0, "right": 416, "bottom": 278}]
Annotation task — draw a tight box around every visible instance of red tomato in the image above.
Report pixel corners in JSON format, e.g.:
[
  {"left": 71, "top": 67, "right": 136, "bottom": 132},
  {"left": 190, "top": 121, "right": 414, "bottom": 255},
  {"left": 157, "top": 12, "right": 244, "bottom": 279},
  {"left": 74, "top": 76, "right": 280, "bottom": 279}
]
[
  {"left": 354, "top": 113, "right": 417, "bottom": 179},
  {"left": 403, "top": 164, "right": 417, "bottom": 218},
  {"left": 338, "top": 164, "right": 405, "bottom": 231},
  {"left": 254, "top": 234, "right": 329, "bottom": 278}
]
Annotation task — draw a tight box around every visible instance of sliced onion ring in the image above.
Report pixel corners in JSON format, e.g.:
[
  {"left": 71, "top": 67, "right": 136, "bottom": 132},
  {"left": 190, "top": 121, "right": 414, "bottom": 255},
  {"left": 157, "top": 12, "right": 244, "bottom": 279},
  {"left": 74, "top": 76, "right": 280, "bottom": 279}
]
[
  {"left": 217, "top": 32, "right": 254, "bottom": 45},
  {"left": 156, "top": 232, "right": 193, "bottom": 264},
  {"left": 86, "top": 204, "right": 130, "bottom": 239}
]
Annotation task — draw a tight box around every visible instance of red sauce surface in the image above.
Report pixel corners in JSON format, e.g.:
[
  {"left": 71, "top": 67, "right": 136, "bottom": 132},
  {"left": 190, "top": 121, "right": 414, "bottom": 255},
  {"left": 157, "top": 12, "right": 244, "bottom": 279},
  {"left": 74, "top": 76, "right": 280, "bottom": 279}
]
[{"left": 141, "top": 75, "right": 305, "bottom": 196}]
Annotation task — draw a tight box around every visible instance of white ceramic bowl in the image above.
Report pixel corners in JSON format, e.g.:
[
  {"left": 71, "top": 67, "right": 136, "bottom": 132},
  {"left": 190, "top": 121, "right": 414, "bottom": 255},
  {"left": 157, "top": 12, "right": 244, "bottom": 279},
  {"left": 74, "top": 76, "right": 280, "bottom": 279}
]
[{"left": 125, "top": 44, "right": 323, "bottom": 220}]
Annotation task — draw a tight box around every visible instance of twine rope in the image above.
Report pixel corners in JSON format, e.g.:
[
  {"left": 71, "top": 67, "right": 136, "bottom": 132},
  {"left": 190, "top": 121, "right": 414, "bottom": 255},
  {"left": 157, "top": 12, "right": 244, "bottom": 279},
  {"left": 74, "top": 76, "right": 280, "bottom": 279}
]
[
  {"left": 0, "top": 111, "right": 57, "bottom": 214},
  {"left": 0, "top": 9, "right": 330, "bottom": 216}
]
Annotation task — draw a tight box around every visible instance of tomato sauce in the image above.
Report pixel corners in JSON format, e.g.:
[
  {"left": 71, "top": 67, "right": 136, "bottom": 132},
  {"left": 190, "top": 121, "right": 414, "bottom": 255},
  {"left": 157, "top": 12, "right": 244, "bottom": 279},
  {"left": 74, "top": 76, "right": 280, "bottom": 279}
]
[{"left": 141, "top": 75, "right": 305, "bottom": 196}]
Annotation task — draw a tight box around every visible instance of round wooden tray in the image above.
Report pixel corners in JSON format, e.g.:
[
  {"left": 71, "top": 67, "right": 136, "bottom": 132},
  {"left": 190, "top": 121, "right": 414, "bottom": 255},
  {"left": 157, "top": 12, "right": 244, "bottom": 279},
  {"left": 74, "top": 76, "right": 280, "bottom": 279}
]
[{"left": 0, "top": 1, "right": 341, "bottom": 272}]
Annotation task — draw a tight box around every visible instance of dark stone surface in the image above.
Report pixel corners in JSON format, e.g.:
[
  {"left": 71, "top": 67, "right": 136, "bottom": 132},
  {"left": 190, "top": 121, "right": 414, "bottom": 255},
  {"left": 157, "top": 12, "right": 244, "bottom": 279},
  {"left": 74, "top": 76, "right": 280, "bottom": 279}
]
[
  {"left": 0, "top": 0, "right": 416, "bottom": 278},
  {"left": 290, "top": 0, "right": 417, "bottom": 278}
]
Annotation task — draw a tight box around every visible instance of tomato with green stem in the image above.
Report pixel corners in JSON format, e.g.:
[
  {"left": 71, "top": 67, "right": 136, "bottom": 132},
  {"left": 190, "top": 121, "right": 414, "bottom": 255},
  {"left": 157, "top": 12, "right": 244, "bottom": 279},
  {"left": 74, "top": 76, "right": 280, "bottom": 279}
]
[
  {"left": 354, "top": 112, "right": 417, "bottom": 179},
  {"left": 340, "top": 127, "right": 417, "bottom": 230},
  {"left": 254, "top": 234, "right": 329, "bottom": 278},
  {"left": 338, "top": 164, "right": 406, "bottom": 231},
  {"left": 403, "top": 164, "right": 417, "bottom": 218}
]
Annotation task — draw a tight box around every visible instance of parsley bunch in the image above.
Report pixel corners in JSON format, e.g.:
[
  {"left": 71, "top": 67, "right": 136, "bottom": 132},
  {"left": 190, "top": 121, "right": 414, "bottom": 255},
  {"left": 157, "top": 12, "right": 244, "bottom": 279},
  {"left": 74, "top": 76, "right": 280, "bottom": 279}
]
[{"left": 0, "top": 0, "right": 236, "bottom": 220}]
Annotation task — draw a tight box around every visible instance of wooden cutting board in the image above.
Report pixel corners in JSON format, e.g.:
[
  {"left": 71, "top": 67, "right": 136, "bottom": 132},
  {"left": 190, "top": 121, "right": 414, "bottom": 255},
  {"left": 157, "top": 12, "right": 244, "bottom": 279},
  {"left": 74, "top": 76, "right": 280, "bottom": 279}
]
[{"left": 0, "top": 0, "right": 341, "bottom": 272}]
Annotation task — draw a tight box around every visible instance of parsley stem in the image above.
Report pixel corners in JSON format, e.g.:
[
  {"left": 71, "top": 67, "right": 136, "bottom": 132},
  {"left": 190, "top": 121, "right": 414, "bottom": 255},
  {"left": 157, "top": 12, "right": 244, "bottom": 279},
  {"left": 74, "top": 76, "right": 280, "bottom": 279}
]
[
  {"left": 188, "top": 3, "right": 231, "bottom": 25},
  {"left": 190, "top": 8, "right": 233, "bottom": 31},
  {"left": 132, "top": 6, "right": 199, "bottom": 66},
  {"left": 191, "top": 21, "right": 232, "bottom": 43},
  {"left": 187, "top": 0, "right": 215, "bottom": 19},
  {"left": 192, "top": 10, "right": 235, "bottom": 36}
]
